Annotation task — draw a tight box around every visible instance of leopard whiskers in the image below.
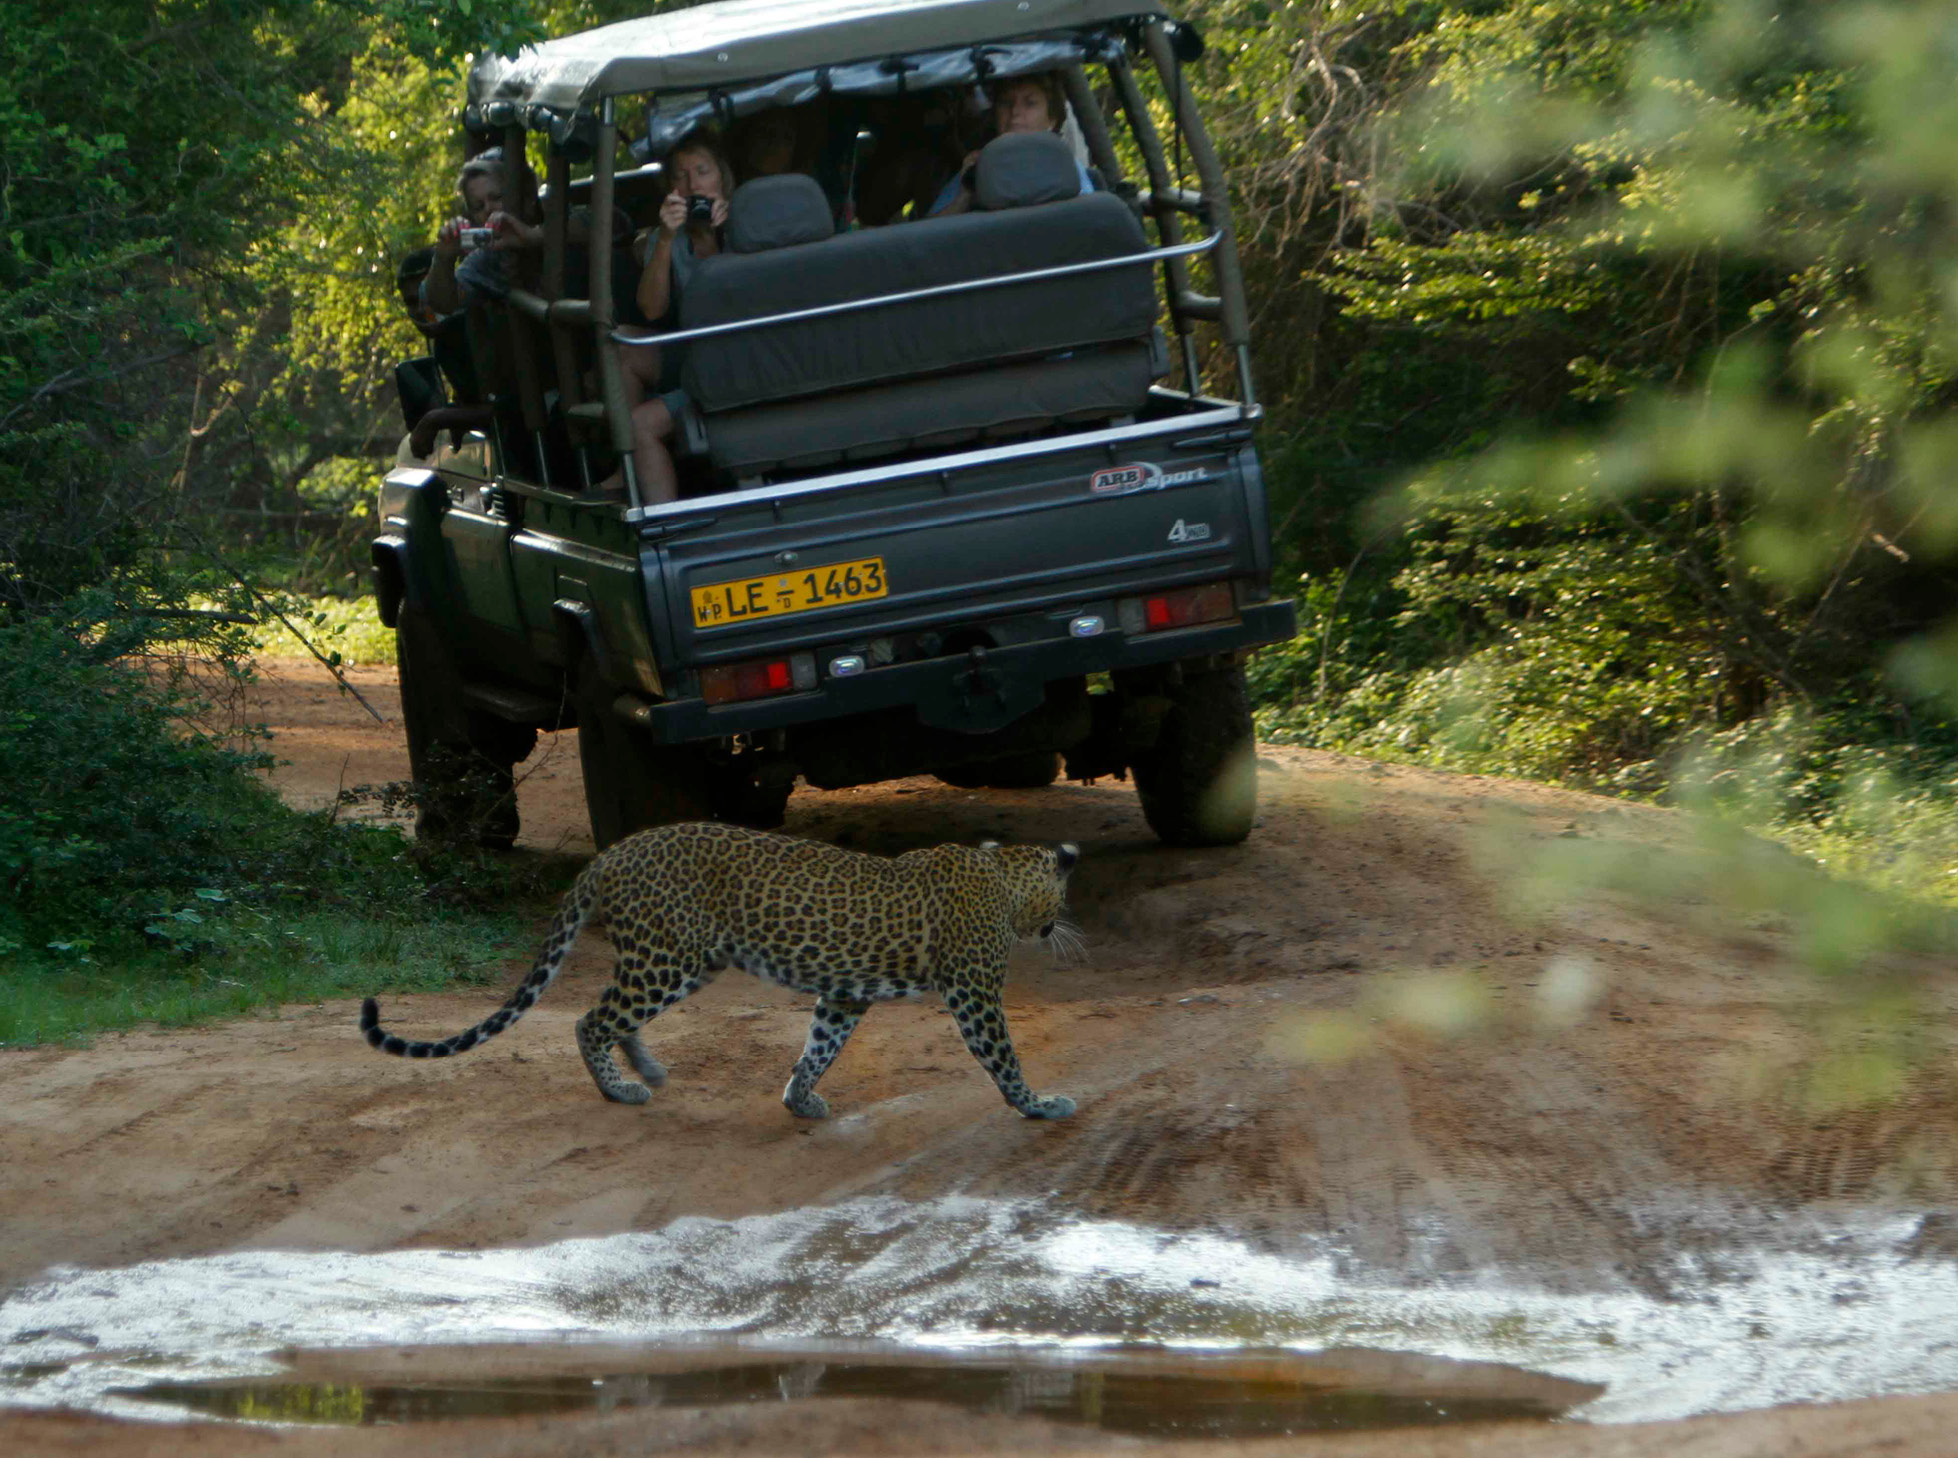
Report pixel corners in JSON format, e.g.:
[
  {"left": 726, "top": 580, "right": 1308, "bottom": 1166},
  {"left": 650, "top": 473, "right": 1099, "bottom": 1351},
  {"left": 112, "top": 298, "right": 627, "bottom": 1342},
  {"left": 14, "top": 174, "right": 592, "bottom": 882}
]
[{"left": 1046, "top": 916, "right": 1088, "bottom": 965}]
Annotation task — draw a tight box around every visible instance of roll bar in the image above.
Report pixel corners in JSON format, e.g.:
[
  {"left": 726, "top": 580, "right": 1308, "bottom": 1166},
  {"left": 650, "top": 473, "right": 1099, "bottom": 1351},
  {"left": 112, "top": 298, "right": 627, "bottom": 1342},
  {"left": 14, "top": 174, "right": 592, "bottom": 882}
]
[
  {"left": 600, "top": 232, "right": 1221, "bottom": 349},
  {"left": 1137, "top": 20, "right": 1255, "bottom": 407},
  {"left": 484, "top": 17, "right": 1255, "bottom": 507}
]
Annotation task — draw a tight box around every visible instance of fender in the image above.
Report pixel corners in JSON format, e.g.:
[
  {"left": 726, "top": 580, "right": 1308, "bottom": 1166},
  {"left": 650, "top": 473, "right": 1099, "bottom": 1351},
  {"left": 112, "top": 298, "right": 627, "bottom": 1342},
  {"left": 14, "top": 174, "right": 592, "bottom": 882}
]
[
  {"left": 552, "top": 598, "right": 620, "bottom": 690},
  {"left": 371, "top": 469, "right": 450, "bottom": 628},
  {"left": 370, "top": 537, "right": 408, "bottom": 628}
]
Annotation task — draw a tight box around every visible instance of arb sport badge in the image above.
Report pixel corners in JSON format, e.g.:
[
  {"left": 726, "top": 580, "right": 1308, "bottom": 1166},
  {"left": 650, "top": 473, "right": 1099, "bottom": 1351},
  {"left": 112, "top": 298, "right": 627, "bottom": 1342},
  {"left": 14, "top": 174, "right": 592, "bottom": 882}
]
[{"left": 1088, "top": 462, "right": 1212, "bottom": 495}]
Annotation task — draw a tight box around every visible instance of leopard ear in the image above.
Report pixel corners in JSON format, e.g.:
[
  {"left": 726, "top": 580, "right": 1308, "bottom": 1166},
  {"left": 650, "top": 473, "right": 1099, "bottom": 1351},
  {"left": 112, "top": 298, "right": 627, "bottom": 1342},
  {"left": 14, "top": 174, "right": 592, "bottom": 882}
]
[
  {"left": 979, "top": 839, "right": 1001, "bottom": 851},
  {"left": 1055, "top": 842, "right": 1079, "bottom": 873}
]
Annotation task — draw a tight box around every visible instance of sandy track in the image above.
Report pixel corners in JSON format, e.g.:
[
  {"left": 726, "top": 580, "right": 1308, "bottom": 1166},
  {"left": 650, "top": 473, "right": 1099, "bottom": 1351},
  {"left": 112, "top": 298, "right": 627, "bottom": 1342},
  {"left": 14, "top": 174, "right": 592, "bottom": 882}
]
[{"left": 2, "top": 657, "right": 1954, "bottom": 1455}]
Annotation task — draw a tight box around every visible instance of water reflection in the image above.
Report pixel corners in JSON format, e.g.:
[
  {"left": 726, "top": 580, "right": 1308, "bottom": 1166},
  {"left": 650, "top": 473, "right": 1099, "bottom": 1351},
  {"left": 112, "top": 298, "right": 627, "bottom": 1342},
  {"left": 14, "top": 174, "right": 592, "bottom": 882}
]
[
  {"left": 6, "top": 1196, "right": 1956, "bottom": 1425},
  {"left": 115, "top": 1347, "right": 1599, "bottom": 1437}
]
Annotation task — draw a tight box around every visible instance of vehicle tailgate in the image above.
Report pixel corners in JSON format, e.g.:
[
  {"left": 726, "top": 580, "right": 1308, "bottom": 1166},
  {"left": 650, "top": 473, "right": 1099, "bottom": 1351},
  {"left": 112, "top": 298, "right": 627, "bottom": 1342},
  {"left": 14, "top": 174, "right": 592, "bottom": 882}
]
[{"left": 649, "top": 436, "right": 1264, "bottom": 667}]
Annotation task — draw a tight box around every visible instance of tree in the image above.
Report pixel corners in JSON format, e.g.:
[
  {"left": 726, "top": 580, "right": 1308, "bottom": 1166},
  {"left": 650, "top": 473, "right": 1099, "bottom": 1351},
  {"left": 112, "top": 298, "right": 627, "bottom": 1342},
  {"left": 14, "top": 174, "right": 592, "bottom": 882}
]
[
  {"left": 0, "top": 0, "right": 543, "bottom": 954},
  {"left": 1206, "top": 0, "right": 1958, "bottom": 834}
]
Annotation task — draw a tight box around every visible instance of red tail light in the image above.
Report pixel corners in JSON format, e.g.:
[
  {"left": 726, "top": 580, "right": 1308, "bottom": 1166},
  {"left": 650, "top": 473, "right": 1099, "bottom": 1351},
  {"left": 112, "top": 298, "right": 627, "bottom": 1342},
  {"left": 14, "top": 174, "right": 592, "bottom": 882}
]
[
  {"left": 701, "top": 653, "right": 814, "bottom": 706},
  {"left": 1139, "top": 583, "right": 1236, "bottom": 632}
]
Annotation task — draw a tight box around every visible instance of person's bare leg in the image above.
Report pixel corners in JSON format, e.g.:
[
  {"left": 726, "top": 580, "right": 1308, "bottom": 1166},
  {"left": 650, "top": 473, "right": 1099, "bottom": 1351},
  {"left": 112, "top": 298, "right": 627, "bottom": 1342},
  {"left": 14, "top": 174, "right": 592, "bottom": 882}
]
[
  {"left": 592, "top": 397, "right": 678, "bottom": 502},
  {"left": 585, "top": 338, "right": 667, "bottom": 499},
  {"left": 630, "top": 398, "right": 678, "bottom": 504},
  {"left": 617, "top": 335, "right": 661, "bottom": 410}
]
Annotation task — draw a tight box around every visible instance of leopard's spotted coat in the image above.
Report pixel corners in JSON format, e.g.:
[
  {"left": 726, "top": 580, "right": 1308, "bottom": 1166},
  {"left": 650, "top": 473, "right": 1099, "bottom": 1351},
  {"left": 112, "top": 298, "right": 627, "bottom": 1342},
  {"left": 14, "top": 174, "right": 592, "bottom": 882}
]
[{"left": 361, "top": 822, "right": 1080, "bottom": 1119}]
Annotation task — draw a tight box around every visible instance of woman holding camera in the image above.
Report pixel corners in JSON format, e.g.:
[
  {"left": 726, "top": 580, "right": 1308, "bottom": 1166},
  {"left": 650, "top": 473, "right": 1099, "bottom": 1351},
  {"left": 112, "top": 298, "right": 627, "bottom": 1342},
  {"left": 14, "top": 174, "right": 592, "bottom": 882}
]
[
  {"left": 607, "top": 134, "right": 733, "bottom": 503},
  {"left": 633, "top": 136, "right": 733, "bottom": 326},
  {"left": 423, "top": 147, "right": 542, "bottom": 317}
]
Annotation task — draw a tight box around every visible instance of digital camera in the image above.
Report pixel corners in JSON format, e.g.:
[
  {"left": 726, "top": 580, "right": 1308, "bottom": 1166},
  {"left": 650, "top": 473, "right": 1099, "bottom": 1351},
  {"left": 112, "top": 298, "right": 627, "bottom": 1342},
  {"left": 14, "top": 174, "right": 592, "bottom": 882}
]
[
  {"left": 686, "top": 194, "right": 715, "bottom": 225},
  {"left": 458, "top": 226, "right": 495, "bottom": 252}
]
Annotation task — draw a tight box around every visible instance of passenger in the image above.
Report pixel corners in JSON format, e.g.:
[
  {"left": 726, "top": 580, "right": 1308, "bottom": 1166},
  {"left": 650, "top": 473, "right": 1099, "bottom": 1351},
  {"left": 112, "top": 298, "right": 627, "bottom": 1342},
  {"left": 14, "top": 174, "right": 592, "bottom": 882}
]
[
  {"left": 601, "top": 133, "right": 734, "bottom": 503},
  {"left": 635, "top": 134, "right": 733, "bottom": 325},
  {"left": 395, "top": 246, "right": 441, "bottom": 330},
  {"left": 735, "top": 110, "right": 803, "bottom": 180},
  {"left": 926, "top": 74, "right": 1094, "bottom": 218},
  {"left": 423, "top": 147, "right": 542, "bottom": 316}
]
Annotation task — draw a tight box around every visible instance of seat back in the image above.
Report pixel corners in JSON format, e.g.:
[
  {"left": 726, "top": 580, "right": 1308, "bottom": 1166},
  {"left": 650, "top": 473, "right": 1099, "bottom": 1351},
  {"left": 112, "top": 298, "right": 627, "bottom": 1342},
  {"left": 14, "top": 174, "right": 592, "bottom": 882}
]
[
  {"left": 678, "top": 192, "right": 1152, "bottom": 414},
  {"left": 668, "top": 131, "right": 1159, "bottom": 479}
]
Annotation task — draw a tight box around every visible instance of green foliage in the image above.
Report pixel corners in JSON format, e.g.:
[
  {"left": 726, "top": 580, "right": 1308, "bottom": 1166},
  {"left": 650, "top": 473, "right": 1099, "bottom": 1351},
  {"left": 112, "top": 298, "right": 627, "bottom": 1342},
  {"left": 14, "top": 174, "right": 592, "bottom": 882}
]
[
  {"left": 0, "top": 0, "right": 565, "bottom": 1045},
  {"left": 0, "top": 0, "right": 551, "bottom": 607},
  {"left": 0, "top": 599, "right": 264, "bottom": 936},
  {"left": 1206, "top": 0, "right": 1958, "bottom": 911},
  {"left": 2, "top": 601, "right": 401, "bottom": 940},
  {"left": 372, "top": 0, "right": 548, "bottom": 67},
  {"left": 250, "top": 592, "right": 396, "bottom": 665},
  {"left": 1259, "top": 503, "right": 1722, "bottom": 786},
  {"left": 0, "top": 597, "right": 567, "bottom": 1044}
]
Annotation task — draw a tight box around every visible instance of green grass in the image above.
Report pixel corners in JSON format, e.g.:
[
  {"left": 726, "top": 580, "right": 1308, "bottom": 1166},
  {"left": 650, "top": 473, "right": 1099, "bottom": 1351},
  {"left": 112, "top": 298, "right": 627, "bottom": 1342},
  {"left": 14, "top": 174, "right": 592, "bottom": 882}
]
[
  {"left": 3, "top": 593, "right": 568, "bottom": 1049},
  {"left": 250, "top": 593, "right": 396, "bottom": 667},
  {"left": 0, "top": 873, "right": 564, "bottom": 1046}
]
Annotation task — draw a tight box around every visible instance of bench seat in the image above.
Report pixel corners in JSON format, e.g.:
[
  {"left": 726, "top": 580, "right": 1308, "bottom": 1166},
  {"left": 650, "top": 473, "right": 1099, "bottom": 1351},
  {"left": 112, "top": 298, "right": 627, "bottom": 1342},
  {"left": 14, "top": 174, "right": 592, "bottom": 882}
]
[
  {"left": 677, "top": 337, "right": 1162, "bottom": 475},
  {"left": 671, "top": 135, "right": 1162, "bottom": 478}
]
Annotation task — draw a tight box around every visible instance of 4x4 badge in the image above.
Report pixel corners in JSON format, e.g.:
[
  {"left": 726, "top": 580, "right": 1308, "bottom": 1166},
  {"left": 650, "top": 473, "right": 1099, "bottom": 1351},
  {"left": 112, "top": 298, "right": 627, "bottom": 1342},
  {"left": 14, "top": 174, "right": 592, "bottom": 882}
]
[{"left": 1088, "top": 462, "right": 1212, "bottom": 495}]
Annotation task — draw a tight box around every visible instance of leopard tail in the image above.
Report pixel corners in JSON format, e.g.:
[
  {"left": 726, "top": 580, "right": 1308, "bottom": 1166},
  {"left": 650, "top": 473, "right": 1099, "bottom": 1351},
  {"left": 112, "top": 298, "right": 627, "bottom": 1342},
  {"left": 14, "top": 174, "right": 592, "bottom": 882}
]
[{"left": 360, "top": 860, "right": 602, "bottom": 1060}]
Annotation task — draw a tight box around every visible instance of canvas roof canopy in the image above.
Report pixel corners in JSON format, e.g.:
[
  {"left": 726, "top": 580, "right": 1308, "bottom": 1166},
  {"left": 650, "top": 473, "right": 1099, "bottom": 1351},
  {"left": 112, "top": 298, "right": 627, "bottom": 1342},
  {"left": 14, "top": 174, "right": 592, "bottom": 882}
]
[{"left": 467, "top": 0, "right": 1169, "bottom": 113}]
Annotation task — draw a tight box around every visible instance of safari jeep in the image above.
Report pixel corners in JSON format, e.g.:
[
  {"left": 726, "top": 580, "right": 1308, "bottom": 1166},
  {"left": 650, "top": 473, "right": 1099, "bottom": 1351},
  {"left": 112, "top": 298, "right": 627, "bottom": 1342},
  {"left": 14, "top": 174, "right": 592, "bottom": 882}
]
[{"left": 373, "top": 0, "right": 1298, "bottom": 851}]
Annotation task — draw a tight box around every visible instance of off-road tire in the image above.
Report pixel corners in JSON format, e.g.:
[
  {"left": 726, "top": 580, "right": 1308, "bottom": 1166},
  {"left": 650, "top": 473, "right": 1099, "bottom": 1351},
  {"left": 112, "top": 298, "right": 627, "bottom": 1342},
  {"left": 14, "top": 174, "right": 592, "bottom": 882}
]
[
  {"left": 1130, "top": 662, "right": 1257, "bottom": 846},
  {"left": 576, "top": 665, "right": 712, "bottom": 850},
  {"left": 933, "top": 751, "right": 1063, "bottom": 790},
  {"left": 397, "top": 605, "right": 529, "bottom": 850}
]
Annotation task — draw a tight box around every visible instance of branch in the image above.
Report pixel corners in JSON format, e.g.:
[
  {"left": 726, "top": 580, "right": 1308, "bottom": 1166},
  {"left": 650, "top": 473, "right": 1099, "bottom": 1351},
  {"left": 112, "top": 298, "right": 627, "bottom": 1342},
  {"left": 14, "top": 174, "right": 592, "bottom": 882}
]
[
  {"left": 122, "top": 607, "right": 257, "bottom": 624},
  {"left": 128, "top": 17, "right": 223, "bottom": 55},
  {"left": 216, "top": 507, "right": 353, "bottom": 524},
  {"left": 182, "top": 529, "right": 388, "bottom": 725},
  {"left": 0, "top": 344, "right": 204, "bottom": 430}
]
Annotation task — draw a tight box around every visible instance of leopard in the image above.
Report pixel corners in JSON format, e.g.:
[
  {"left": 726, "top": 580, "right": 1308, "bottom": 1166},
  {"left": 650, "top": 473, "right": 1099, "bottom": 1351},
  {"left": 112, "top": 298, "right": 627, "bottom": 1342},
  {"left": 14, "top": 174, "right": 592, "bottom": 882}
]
[{"left": 361, "top": 822, "right": 1083, "bottom": 1120}]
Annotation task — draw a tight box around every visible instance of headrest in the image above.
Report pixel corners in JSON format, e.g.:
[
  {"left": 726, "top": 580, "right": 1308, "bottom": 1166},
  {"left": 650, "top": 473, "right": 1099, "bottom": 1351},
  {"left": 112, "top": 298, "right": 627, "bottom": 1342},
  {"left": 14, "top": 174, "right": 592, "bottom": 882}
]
[
  {"left": 726, "top": 174, "right": 835, "bottom": 254},
  {"left": 974, "top": 131, "right": 1080, "bottom": 211}
]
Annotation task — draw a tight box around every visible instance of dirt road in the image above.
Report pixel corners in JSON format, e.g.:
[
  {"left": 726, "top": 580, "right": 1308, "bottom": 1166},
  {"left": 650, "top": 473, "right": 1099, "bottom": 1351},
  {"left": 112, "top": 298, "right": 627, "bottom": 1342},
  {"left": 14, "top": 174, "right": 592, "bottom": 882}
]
[{"left": 3, "top": 658, "right": 1954, "bottom": 1455}]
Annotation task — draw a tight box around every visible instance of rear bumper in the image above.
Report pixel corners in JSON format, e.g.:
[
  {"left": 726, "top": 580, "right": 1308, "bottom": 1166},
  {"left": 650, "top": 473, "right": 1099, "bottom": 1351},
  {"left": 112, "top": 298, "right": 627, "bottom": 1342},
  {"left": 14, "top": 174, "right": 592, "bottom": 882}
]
[{"left": 630, "top": 599, "right": 1297, "bottom": 744}]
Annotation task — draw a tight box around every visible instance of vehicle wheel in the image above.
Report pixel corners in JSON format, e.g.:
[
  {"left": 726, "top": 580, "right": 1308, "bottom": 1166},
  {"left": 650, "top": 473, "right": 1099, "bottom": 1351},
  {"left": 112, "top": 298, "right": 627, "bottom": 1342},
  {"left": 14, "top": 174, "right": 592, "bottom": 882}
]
[
  {"left": 397, "top": 606, "right": 528, "bottom": 850},
  {"left": 1129, "top": 662, "right": 1257, "bottom": 847},
  {"left": 933, "top": 751, "right": 1062, "bottom": 790},
  {"left": 576, "top": 666, "right": 712, "bottom": 850}
]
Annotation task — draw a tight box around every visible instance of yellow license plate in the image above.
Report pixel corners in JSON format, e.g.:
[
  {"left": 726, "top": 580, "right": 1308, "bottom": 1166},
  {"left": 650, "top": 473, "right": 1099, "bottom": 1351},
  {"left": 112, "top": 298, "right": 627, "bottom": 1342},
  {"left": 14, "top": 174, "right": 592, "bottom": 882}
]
[{"left": 690, "top": 556, "right": 888, "bottom": 628}]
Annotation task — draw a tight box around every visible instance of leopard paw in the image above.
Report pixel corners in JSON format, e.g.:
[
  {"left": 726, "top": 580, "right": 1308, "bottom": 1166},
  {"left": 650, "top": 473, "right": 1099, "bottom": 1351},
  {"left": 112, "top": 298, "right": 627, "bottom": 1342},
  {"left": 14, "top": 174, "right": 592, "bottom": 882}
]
[
  {"left": 621, "top": 1038, "right": 668, "bottom": 1086},
  {"left": 782, "top": 1080, "right": 831, "bottom": 1120},
  {"left": 1021, "top": 1095, "right": 1076, "bottom": 1120}
]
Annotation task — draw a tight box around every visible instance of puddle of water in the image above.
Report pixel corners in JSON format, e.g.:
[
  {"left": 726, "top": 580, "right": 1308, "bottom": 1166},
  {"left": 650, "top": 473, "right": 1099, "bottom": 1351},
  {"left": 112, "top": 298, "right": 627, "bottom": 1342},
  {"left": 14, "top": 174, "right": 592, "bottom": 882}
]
[
  {"left": 4, "top": 1195, "right": 1956, "bottom": 1426},
  {"left": 104, "top": 1346, "right": 1592, "bottom": 1437}
]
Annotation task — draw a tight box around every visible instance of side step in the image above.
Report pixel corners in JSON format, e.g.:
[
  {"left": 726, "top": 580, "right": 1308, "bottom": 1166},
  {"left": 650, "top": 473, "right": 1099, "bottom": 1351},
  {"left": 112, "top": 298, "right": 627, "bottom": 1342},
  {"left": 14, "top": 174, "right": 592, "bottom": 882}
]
[{"left": 458, "top": 681, "right": 563, "bottom": 727}]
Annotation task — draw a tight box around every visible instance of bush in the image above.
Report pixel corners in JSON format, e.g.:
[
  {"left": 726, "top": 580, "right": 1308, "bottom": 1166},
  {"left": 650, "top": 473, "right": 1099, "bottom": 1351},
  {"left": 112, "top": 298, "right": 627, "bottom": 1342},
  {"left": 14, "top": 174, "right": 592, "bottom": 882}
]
[
  {"left": 0, "top": 598, "right": 572, "bottom": 1044},
  {"left": 0, "top": 603, "right": 272, "bottom": 947},
  {"left": 0, "top": 599, "right": 549, "bottom": 968}
]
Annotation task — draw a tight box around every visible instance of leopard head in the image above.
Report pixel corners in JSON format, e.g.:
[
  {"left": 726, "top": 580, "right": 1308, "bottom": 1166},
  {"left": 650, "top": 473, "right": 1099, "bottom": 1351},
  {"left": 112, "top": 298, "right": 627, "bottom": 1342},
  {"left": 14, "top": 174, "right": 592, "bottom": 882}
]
[{"left": 980, "top": 840, "right": 1081, "bottom": 946}]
